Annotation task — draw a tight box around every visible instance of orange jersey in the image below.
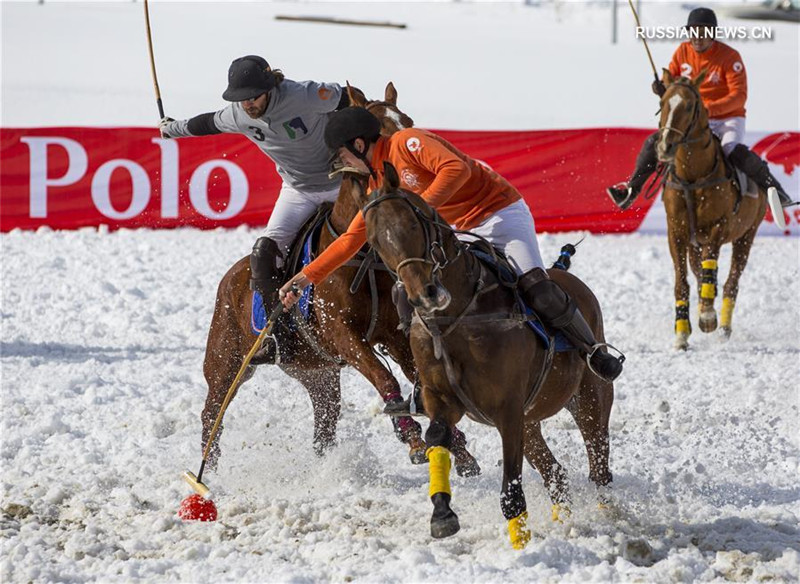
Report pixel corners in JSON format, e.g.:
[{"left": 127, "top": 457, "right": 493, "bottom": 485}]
[
  {"left": 668, "top": 41, "right": 747, "bottom": 119},
  {"left": 302, "top": 128, "right": 521, "bottom": 285}
]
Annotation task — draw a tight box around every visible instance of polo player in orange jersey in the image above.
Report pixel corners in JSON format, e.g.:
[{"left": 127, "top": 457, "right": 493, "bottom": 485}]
[{"left": 607, "top": 7, "right": 793, "bottom": 219}]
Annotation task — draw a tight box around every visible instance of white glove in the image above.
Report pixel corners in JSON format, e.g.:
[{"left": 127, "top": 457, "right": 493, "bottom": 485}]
[{"left": 158, "top": 116, "right": 175, "bottom": 139}]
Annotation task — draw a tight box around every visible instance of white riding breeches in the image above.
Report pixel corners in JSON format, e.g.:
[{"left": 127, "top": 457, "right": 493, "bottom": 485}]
[
  {"left": 263, "top": 182, "right": 341, "bottom": 265},
  {"left": 709, "top": 116, "right": 746, "bottom": 156},
  {"left": 456, "top": 198, "right": 545, "bottom": 275}
]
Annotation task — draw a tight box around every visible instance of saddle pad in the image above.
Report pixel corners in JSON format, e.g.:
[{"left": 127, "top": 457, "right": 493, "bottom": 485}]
[
  {"left": 251, "top": 230, "right": 317, "bottom": 334},
  {"left": 470, "top": 246, "right": 575, "bottom": 353},
  {"left": 524, "top": 307, "right": 575, "bottom": 353},
  {"left": 469, "top": 247, "right": 517, "bottom": 286}
]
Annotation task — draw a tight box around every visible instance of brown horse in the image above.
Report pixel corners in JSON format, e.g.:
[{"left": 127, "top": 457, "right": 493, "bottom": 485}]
[
  {"left": 201, "top": 85, "right": 480, "bottom": 477},
  {"left": 352, "top": 163, "right": 614, "bottom": 549},
  {"left": 657, "top": 71, "right": 767, "bottom": 350}
]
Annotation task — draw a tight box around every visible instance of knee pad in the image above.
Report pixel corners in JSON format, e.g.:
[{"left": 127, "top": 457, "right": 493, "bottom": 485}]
[{"left": 250, "top": 237, "right": 282, "bottom": 283}]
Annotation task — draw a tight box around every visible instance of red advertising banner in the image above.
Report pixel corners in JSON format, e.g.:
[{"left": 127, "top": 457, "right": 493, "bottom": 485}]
[{"left": 1, "top": 127, "right": 797, "bottom": 233}]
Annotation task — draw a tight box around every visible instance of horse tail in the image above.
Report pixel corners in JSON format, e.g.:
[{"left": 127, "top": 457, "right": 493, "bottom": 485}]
[{"left": 551, "top": 242, "right": 579, "bottom": 271}]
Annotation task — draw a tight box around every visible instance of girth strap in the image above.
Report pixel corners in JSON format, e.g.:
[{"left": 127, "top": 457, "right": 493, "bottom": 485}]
[{"left": 411, "top": 263, "right": 554, "bottom": 426}]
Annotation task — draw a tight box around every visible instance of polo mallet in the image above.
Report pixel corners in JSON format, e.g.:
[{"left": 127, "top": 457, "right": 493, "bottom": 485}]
[
  {"left": 627, "top": 0, "right": 660, "bottom": 84},
  {"left": 181, "top": 299, "right": 288, "bottom": 505},
  {"left": 143, "top": 0, "right": 165, "bottom": 119}
]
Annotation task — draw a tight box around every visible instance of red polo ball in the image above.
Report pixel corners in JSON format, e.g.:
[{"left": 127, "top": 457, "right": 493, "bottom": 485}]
[{"left": 178, "top": 494, "right": 218, "bottom": 522}]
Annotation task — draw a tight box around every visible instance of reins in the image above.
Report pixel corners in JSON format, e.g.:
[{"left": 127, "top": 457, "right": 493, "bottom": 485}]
[{"left": 363, "top": 188, "right": 552, "bottom": 426}]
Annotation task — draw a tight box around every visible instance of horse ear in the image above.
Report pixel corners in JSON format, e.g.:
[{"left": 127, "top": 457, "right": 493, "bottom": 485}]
[
  {"left": 662, "top": 68, "right": 674, "bottom": 85},
  {"left": 346, "top": 81, "right": 367, "bottom": 108},
  {"left": 693, "top": 68, "right": 708, "bottom": 87},
  {"left": 384, "top": 82, "right": 398, "bottom": 105},
  {"left": 382, "top": 161, "right": 400, "bottom": 191}
]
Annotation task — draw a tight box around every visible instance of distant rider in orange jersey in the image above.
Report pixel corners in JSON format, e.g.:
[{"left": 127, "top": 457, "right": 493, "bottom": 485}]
[
  {"left": 277, "top": 107, "right": 624, "bottom": 416},
  {"left": 606, "top": 7, "right": 793, "bottom": 216}
]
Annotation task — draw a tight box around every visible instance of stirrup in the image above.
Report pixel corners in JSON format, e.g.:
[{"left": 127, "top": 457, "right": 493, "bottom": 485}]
[
  {"left": 767, "top": 187, "right": 787, "bottom": 230},
  {"left": 256, "top": 332, "right": 281, "bottom": 365},
  {"left": 606, "top": 184, "right": 636, "bottom": 211},
  {"left": 585, "top": 342, "right": 625, "bottom": 380}
]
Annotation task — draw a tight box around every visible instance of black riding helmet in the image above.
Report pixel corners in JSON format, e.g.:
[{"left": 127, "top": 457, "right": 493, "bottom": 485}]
[
  {"left": 324, "top": 107, "right": 382, "bottom": 174},
  {"left": 685, "top": 7, "right": 717, "bottom": 30},
  {"left": 324, "top": 107, "right": 382, "bottom": 150},
  {"left": 222, "top": 55, "right": 277, "bottom": 102}
]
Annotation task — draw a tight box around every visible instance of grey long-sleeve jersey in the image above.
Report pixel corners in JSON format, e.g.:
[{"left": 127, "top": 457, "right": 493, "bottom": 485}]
[{"left": 163, "top": 79, "right": 343, "bottom": 193}]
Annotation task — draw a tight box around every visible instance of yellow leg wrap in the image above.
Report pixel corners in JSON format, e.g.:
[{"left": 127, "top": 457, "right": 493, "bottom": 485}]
[
  {"left": 721, "top": 297, "right": 735, "bottom": 328},
  {"left": 701, "top": 259, "right": 718, "bottom": 270},
  {"left": 701, "top": 259, "right": 718, "bottom": 299},
  {"left": 551, "top": 503, "right": 571, "bottom": 523},
  {"left": 427, "top": 446, "right": 451, "bottom": 497},
  {"left": 508, "top": 511, "right": 531, "bottom": 550},
  {"left": 675, "top": 300, "right": 690, "bottom": 335}
]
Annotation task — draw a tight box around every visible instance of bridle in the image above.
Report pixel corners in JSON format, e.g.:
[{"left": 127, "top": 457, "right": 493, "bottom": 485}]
[
  {"left": 659, "top": 81, "right": 711, "bottom": 149},
  {"left": 361, "top": 190, "right": 459, "bottom": 287}
]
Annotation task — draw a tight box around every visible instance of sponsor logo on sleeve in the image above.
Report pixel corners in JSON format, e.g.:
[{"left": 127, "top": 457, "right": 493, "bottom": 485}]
[
  {"left": 318, "top": 87, "right": 332, "bottom": 100},
  {"left": 732, "top": 61, "right": 743, "bottom": 73},
  {"left": 406, "top": 137, "right": 421, "bottom": 153}
]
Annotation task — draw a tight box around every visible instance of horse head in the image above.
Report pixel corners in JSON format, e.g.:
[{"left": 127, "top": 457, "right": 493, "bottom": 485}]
[
  {"left": 361, "top": 82, "right": 415, "bottom": 136},
  {"left": 356, "top": 162, "right": 453, "bottom": 313},
  {"left": 657, "top": 68, "right": 708, "bottom": 162}
]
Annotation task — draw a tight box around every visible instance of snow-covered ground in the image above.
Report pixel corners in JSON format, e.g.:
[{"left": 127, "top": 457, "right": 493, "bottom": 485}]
[
  {"left": 2, "top": 1, "right": 799, "bottom": 582},
  {"left": 2, "top": 228, "right": 798, "bottom": 582}
]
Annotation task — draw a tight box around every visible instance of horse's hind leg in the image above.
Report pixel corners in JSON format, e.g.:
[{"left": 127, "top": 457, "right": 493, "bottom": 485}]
[
  {"left": 720, "top": 226, "right": 758, "bottom": 338},
  {"left": 523, "top": 419, "right": 570, "bottom": 517},
  {"left": 282, "top": 365, "right": 341, "bottom": 456},
  {"left": 451, "top": 426, "right": 481, "bottom": 477},
  {"left": 329, "top": 325, "right": 426, "bottom": 463},
  {"left": 566, "top": 375, "right": 613, "bottom": 493}
]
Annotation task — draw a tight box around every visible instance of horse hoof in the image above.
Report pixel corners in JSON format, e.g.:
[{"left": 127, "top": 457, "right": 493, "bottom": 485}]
[
  {"left": 719, "top": 326, "right": 732, "bottom": 340},
  {"left": 674, "top": 334, "right": 690, "bottom": 351},
  {"left": 431, "top": 512, "right": 460, "bottom": 539},
  {"left": 409, "top": 446, "right": 428, "bottom": 465},
  {"left": 698, "top": 311, "right": 717, "bottom": 333},
  {"left": 455, "top": 456, "right": 482, "bottom": 478}
]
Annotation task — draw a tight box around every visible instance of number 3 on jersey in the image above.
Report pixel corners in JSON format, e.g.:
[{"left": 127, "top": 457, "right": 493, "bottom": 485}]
[{"left": 248, "top": 126, "right": 265, "bottom": 142}]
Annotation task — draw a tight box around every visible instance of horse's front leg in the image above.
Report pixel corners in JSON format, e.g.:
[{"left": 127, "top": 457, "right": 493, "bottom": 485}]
[
  {"left": 424, "top": 407, "right": 460, "bottom": 539},
  {"left": 667, "top": 225, "right": 692, "bottom": 350},
  {"left": 697, "top": 244, "right": 721, "bottom": 333},
  {"left": 500, "top": 416, "right": 530, "bottom": 550},
  {"left": 720, "top": 226, "right": 758, "bottom": 338}
]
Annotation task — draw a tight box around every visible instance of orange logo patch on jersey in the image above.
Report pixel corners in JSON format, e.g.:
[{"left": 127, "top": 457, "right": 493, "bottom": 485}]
[{"left": 318, "top": 88, "right": 332, "bottom": 100}]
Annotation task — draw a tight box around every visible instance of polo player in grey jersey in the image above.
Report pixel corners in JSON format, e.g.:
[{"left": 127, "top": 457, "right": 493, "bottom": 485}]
[{"left": 159, "top": 55, "right": 357, "bottom": 359}]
